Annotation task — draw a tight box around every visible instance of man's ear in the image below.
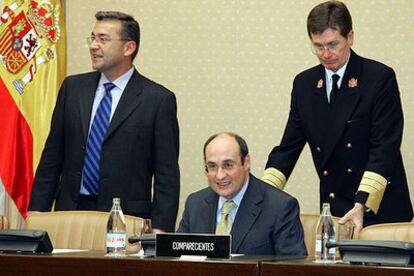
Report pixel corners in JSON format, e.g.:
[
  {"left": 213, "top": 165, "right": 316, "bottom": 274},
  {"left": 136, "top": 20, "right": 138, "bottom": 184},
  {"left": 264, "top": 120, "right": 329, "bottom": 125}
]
[
  {"left": 347, "top": 30, "right": 354, "bottom": 47},
  {"left": 124, "top": 41, "right": 137, "bottom": 57},
  {"left": 243, "top": 154, "right": 251, "bottom": 171}
]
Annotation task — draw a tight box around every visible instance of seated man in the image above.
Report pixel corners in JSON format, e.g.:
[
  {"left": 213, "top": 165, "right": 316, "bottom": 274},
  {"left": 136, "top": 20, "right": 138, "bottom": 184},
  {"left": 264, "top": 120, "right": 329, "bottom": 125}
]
[{"left": 178, "top": 132, "right": 307, "bottom": 256}]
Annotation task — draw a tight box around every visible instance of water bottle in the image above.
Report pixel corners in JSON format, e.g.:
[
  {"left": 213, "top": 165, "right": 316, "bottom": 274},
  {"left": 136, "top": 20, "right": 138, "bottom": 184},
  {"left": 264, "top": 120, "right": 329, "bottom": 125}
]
[
  {"left": 314, "top": 203, "right": 336, "bottom": 262},
  {"left": 106, "top": 197, "right": 127, "bottom": 256}
]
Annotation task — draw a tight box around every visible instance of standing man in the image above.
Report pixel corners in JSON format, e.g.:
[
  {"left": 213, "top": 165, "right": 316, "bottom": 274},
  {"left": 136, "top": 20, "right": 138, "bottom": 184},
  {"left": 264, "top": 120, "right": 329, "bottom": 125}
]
[
  {"left": 178, "top": 132, "right": 307, "bottom": 256},
  {"left": 263, "top": 1, "right": 412, "bottom": 232},
  {"left": 29, "top": 11, "right": 180, "bottom": 232}
]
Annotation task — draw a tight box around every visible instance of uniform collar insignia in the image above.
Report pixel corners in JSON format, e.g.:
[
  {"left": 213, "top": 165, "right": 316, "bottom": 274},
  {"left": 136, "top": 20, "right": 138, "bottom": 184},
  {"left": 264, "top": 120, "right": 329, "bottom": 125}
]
[
  {"left": 348, "top": 78, "right": 358, "bottom": 88},
  {"left": 316, "top": 79, "right": 323, "bottom": 89}
]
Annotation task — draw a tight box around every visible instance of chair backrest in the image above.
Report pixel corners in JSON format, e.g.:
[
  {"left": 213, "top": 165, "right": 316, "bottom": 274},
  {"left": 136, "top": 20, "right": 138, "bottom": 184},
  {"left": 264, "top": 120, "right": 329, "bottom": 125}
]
[
  {"left": 300, "top": 213, "right": 339, "bottom": 256},
  {"left": 0, "top": 215, "right": 8, "bottom": 229},
  {"left": 359, "top": 222, "right": 414, "bottom": 242},
  {"left": 24, "top": 211, "right": 142, "bottom": 250}
]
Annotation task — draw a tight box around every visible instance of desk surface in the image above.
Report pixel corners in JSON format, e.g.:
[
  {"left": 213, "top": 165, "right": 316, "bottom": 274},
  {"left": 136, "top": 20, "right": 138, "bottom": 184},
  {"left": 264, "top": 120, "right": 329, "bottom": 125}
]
[
  {"left": 0, "top": 250, "right": 258, "bottom": 276},
  {"left": 261, "top": 258, "right": 414, "bottom": 276},
  {"left": 1, "top": 252, "right": 414, "bottom": 276}
]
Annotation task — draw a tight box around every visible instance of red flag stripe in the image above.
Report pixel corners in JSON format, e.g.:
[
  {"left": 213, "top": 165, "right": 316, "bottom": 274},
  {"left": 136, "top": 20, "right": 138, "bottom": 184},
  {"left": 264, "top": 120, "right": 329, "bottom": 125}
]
[{"left": 0, "top": 76, "right": 33, "bottom": 218}]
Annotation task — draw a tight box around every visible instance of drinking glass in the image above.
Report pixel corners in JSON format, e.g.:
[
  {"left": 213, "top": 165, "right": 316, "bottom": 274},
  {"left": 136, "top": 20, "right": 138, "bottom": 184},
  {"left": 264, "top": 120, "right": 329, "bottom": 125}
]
[
  {"left": 129, "top": 219, "right": 152, "bottom": 256},
  {"left": 336, "top": 221, "right": 355, "bottom": 261},
  {"left": 337, "top": 221, "right": 355, "bottom": 241}
]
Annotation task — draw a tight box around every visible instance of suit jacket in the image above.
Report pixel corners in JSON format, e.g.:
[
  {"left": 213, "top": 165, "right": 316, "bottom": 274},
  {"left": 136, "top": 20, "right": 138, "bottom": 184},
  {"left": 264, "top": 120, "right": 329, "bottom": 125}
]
[
  {"left": 29, "top": 69, "right": 180, "bottom": 232},
  {"left": 266, "top": 50, "right": 413, "bottom": 225},
  {"left": 177, "top": 174, "right": 307, "bottom": 256}
]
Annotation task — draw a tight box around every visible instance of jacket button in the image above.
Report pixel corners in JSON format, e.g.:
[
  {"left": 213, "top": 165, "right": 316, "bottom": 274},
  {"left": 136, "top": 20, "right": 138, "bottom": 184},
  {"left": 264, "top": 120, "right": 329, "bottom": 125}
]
[
  {"left": 316, "top": 146, "right": 321, "bottom": 152},
  {"left": 346, "top": 143, "right": 352, "bottom": 148},
  {"left": 323, "top": 170, "right": 329, "bottom": 176},
  {"left": 347, "top": 168, "right": 353, "bottom": 173},
  {"left": 329, "top": 193, "right": 335, "bottom": 199}
]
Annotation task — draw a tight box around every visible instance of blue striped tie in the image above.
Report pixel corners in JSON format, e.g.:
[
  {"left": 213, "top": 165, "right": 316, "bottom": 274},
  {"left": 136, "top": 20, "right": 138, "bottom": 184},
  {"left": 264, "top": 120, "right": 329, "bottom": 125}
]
[{"left": 82, "top": 82, "right": 115, "bottom": 195}]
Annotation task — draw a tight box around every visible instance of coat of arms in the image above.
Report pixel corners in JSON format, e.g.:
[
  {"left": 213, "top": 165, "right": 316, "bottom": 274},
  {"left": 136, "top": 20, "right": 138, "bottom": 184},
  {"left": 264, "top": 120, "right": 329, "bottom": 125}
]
[
  {"left": 0, "top": 0, "right": 61, "bottom": 94},
  {"left": 1, "top": 11, "right": 41, "bottom": 74}
]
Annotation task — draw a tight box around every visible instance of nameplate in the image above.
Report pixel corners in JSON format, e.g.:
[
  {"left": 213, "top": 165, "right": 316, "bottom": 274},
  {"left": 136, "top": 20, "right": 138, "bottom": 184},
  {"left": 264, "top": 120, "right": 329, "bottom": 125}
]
[{"left": 156, "top": 233, "right": 231, "bottom": 259}]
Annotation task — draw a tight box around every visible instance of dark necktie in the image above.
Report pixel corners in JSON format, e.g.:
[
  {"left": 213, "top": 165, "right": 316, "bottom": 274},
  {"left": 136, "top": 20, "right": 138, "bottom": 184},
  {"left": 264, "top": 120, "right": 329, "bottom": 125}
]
[
  {"left": 329, "top": 74, "right": 340, "bottom": 105},
  {"left": 82, "top": 82, "right": 115, "bottom": 195}
]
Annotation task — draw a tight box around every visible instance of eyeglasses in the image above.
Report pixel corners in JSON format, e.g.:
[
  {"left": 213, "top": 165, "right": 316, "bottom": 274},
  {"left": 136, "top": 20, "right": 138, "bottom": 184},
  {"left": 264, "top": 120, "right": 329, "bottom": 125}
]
[
  {"left": 205, "top": 160, "right": 238, "bottom": 174},
  {"left": 311, "top": 41, "right": 341, "bottom": 55},
  {"left": 86, "top": 35, "right": 129, "bottom": 46}
]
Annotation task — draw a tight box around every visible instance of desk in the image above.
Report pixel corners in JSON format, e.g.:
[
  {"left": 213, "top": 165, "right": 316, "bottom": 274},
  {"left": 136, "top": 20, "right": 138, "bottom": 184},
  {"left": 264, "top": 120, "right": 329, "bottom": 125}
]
[
  {"left": 0, "top": 251, "right": 258, "bottom": 276},
  {"left": 261, "top": 258, "right": 414, "bottom": 276},
  {"left": 2, "top": 252, "right": 414, "bottom": 276}
]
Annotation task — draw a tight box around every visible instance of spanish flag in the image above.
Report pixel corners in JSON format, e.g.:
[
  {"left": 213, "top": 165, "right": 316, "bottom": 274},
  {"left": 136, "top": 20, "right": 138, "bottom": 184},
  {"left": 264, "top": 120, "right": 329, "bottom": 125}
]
[{"left": 0, "top": 0, "right": 66, "bottom": 226}]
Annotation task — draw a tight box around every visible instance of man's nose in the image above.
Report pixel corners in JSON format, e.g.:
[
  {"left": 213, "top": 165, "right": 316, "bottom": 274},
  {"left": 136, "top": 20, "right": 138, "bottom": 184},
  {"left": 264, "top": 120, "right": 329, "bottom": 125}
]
[
  {"left": 89, "top": 40, "right": 99, "bottom": 50},
  {"left": 216, "top": 166, "right": 227, "bottom": 179},
  {"left": 322, "top": 48, "right": 332, "bottom": 58}
]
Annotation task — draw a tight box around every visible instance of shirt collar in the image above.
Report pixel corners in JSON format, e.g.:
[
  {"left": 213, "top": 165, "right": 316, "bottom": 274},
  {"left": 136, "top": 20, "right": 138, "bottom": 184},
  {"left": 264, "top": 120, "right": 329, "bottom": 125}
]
[
  {"left": 98, "top": 66, "right": 135, "bottom": 90},
  {"left": 325, "top": 52, "right": 350, "bottom": 87}
]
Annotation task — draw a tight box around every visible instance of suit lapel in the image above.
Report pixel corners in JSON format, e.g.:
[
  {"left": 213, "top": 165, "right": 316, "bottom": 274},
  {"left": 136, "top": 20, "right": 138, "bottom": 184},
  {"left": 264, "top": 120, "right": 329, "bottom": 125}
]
[
  {"left": 307, "top": 66, "right": 331, "bottom": 143},
  {"left": 231, "top": 175, "right": 262, "bottom": 253},
  {"left": 311, "top": 65, "right": 328, "bottom": 100},
  {"left": 202, "top": 190, "right": 219, "bottom": 233},
  {"left": 105, "top": 70, "right": 144, "bottom": 140},
  {"left": 79, "top": 72, "right": 100, "bottom": 141},
  {"left": 321, "top": 50, "right": 362, "bottom": 167},
  {"left": 311, "top": 66, "right": 331, "bottom": 113}
]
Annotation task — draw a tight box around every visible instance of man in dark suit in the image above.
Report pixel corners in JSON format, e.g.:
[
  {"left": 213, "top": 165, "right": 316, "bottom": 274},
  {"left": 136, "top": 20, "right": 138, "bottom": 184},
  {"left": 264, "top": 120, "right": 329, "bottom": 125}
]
[
  {"left": 263, "top": 1, "right": 413, "bottom": 232},
  {"left": 29, "top": 11, "right": 179, "bottom": 232},
  {"left": 178, "top": 132, "right": 307, "bottom": 256}
]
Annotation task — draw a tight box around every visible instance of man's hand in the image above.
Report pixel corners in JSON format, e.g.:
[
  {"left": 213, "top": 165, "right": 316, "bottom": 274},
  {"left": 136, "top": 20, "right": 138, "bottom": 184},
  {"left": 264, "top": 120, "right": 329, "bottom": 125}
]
[
  {"left": 338, "top": 203, "right": 365, "bottom": 238},
  {"left": 152, "top": 228, "right": 164, "bottom": 234}
]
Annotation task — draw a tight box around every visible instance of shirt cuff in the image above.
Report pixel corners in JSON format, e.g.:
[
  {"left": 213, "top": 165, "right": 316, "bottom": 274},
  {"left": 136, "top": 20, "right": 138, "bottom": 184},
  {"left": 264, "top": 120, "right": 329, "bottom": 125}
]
[
  {"left": 263, "top": 167, "right": 287, "bottom": 190},
  {"left": 357, "top": 171, "right": 388, "bottom": 214}
]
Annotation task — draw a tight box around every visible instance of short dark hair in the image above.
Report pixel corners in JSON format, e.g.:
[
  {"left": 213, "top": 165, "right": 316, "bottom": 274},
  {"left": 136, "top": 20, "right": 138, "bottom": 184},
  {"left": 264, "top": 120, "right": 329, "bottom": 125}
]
[
  {"left": 203, "top": 132, "right": 249, "bottom": 165},
  {"left": 307, "top": 1, "right": 352, "bottom": 38},
  {"left": 95, "top": 11, "right": 140, "bottom": 61}
]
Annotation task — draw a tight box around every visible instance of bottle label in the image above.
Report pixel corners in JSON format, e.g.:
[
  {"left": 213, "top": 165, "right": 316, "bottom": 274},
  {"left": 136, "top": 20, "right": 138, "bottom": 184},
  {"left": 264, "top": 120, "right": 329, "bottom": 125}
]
[
  {"left": 106, "top": 233, "right": 126, "bottom": 248},
  {"left": 315, "top": 239, "right": 322, "bottom": 253}
]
